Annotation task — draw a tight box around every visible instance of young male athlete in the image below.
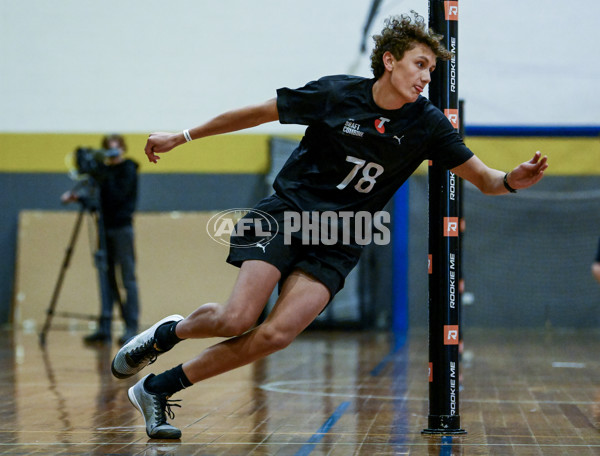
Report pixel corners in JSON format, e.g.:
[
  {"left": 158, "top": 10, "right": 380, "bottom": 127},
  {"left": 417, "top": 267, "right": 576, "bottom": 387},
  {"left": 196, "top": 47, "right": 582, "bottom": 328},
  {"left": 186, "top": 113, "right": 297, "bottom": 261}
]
[{"left": 111, "top": 13, "right": 548, "bottom": 439}]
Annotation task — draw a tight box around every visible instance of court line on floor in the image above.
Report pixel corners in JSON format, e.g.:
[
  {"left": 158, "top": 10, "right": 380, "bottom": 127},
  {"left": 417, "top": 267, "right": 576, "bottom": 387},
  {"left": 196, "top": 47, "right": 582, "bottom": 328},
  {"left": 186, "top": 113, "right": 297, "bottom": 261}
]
[
  {"left": 369, "top": 332, "right": 407, "bottom": 376},
  {"left": 2, "top": 442, "right": 600, "bottom": 449},
  {"left": 439, "top": 436, "right": 454, "bottom": 456},
  {"left": 260, "top": 380, "right": 599, "bottom": 405},
  {"left": 293, "top": 401, "right": 351, "bottom": 456}
]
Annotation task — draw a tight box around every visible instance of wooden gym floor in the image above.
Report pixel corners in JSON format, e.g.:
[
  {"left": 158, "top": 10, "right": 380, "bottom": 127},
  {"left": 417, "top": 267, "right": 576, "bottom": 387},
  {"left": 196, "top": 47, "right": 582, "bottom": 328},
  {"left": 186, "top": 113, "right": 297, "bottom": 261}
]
[{"left": 1, "top": 326, "right": 599, "bottom": 455}]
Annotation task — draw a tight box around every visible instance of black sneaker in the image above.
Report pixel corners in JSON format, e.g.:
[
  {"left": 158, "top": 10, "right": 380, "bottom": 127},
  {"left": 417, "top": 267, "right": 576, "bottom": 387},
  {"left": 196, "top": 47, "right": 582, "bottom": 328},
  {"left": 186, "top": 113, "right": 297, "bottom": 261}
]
[
  {"left": 128, "top": 374, "right": 182, "bottom": 439},
  {"left": 83, "top": 331, "right": 111, "bottom": 345},
  {"left": 111, "top": 315, "right": 184, "bottom": 379},
  {"left": 118, "top": 328, "right": 138, "bottom": 346}
]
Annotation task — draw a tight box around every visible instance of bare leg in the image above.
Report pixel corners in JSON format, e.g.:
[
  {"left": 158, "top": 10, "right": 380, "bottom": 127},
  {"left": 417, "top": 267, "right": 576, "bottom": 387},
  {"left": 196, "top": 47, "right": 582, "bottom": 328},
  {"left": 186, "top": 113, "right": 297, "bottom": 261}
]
[
  {"left": 180, "top": 269, "right": 330, "bottom": 384},
  {"left": 175, "top": 260, "right": 281, "bottom": 339}
]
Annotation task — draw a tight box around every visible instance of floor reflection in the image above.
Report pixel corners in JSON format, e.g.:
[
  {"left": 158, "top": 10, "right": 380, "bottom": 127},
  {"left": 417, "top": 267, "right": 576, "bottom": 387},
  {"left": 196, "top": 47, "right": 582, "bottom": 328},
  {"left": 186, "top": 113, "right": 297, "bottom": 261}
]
[{"left": 2, "top": 328, "right": 600, "bottom": 455}]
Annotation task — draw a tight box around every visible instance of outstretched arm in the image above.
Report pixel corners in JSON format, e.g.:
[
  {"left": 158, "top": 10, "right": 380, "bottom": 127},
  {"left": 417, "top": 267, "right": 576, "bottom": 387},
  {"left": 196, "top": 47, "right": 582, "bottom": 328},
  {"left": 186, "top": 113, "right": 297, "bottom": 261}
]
[
  {"left": 144, "top": 98, "right": 279, "bottom": 163},
  {"left": 451, "top": 151, "right": 548, "bottom": 195}
]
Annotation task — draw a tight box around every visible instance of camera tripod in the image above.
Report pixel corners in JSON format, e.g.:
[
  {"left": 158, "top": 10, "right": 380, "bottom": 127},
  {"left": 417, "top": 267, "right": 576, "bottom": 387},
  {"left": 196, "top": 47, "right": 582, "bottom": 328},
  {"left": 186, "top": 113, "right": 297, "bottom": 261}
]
[{"left": 39, "top": 178, "right": 121, "bottom": 346}]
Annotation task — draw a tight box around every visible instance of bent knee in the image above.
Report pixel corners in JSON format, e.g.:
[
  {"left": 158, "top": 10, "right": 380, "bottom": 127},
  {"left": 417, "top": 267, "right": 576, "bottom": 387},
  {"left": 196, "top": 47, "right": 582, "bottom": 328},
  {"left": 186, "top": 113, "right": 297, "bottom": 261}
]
[
  {"left": 183, "top": 303, "right": 256, "bottom": 338},
  {"left": 216, "top": 308, "right": 258, "bottom": 337},
  {"left": 256, "top": 325, "right": 295, "bottom": 353},
  {"left": 218, "top": 318, "right": 255, "bottom": 337}
]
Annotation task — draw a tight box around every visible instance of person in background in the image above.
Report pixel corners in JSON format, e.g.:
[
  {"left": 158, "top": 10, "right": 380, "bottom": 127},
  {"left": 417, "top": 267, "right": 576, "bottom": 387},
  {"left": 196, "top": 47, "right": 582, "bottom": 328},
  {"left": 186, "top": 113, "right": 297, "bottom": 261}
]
[{"left": 62, "top": 134, "right": 140, "bottom": 346}]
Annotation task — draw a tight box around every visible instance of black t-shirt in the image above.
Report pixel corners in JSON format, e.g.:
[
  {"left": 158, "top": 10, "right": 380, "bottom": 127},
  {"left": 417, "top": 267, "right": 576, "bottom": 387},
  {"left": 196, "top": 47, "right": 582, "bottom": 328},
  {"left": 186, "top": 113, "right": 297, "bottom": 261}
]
[
  {"left": 100, "top": 159, "right": 138, "bottom": 229},
  {"left": 274, "top": 75, "right": 473, "bottom": 214}
]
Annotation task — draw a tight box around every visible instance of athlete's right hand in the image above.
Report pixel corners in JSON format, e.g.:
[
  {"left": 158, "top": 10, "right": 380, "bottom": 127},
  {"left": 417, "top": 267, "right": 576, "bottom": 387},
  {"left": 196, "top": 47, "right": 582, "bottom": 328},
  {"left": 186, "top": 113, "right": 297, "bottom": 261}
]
[{"left": 144, "top": 132, "right": 184, "bottom": 163}]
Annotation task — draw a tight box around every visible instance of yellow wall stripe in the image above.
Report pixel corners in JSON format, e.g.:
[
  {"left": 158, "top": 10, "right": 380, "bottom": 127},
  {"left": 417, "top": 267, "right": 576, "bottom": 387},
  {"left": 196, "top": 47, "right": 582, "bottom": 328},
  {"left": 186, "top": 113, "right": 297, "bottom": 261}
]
[
  {"left": 0, "top": 133, "right": 272, "bottom": 174},
  {"left": 1, "top": 133, "right": 598, "bottom": 175},
  {"left": 464, "top": 137, "right": 600, "bottom": 175},
  {"left": 415, "top": 137, "right": 599, "bottom": 175}
]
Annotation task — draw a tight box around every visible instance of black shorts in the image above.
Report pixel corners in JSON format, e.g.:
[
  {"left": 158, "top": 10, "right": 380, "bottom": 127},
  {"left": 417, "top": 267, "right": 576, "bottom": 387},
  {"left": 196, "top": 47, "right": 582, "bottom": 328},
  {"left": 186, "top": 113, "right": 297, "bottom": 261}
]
[
  {"left": 226, "top": 194, "right": 362, "bottom": 298},
  {"left": 595, "top": 238, "right": 600, "bottom": 263}
]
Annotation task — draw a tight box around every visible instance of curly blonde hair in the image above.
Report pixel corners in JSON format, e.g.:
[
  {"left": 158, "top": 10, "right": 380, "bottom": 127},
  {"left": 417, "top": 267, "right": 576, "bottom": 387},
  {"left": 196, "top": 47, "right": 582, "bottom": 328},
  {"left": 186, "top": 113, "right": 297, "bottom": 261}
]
[{"left": 370, "top": 12, "right": 452, "bottom": 79}]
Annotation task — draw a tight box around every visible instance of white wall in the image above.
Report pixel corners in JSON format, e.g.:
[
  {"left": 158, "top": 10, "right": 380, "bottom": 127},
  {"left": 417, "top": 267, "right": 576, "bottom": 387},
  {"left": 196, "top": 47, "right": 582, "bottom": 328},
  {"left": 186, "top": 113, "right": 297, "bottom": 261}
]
[{"left": 1, "top": 0, "right": 598, "bottom": 133}]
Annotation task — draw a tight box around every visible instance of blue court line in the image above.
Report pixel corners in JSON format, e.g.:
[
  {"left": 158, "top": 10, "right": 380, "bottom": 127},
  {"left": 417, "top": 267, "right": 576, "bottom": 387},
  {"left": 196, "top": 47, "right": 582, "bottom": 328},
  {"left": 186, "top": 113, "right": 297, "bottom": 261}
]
[
  {"left": 294, "top": 401, "right": 351, "bottom": 456},
  {"left": 369, "top": 332, "right": 407, "bottom": 377},
  {"left": 439, "top": 436, "right": 453, "bottom": 455},
  {"left": 370, "top": 350, "right": 398, "bottom": 377}
]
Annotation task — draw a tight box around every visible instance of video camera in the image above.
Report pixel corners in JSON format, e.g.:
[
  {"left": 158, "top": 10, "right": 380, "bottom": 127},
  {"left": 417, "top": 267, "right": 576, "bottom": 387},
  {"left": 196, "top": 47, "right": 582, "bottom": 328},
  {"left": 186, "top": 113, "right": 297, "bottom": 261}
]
[{"left": 74, "top": 147, "right": 120, "bottom": 179}]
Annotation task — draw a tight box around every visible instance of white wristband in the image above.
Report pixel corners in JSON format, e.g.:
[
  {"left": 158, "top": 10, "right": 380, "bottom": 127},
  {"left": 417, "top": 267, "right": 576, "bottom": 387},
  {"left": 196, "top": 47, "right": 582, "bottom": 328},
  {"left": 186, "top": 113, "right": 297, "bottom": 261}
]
[{"left": 183, "top": 129, "right": 192, "bottom": 142}]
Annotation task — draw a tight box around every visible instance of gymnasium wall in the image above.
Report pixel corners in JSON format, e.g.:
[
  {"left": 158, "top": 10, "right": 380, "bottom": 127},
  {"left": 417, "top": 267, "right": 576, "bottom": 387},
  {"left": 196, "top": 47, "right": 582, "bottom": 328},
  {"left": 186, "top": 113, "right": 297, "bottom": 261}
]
[
  {"left": 408, "top": 173, "right": 600, "bottom": 329},
  {"left": 408, "top": 130, "right": 600, "bottom": 328},
  {"left": 2, "top": 1, "right": 600, "bottom": 327},
  {"left": 1, "top": 133, "right": 270, "bottom": 326},
  {"left": 4, "top": 132, "right": 600, "bottom": 328},
  {"left": 2, "top": 1, "right": 599, "bottom": 132}
]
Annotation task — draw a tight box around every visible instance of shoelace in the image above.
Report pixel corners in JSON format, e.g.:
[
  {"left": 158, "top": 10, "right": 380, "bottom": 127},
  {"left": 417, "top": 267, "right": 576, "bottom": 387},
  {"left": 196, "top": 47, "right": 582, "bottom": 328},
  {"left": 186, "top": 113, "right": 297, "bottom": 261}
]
[
  {"left": 154, "top": 395, "right": 182, "bottom": 423},
  {"left": 127, "top": 338, "right": 159, "bottom": 366}
]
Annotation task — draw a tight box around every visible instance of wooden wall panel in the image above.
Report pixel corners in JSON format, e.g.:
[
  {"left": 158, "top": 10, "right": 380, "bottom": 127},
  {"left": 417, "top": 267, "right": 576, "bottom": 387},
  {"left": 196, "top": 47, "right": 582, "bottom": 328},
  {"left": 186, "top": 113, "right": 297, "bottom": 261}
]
[{"left": 15, "top": 211, "right": 239, "bottom": 331}]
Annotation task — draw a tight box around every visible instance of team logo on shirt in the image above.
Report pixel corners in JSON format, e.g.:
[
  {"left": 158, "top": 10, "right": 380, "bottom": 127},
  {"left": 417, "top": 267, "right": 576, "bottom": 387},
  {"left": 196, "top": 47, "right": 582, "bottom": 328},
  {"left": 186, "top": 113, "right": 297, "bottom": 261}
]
[{"left": 374, "top": 117, "right": 390, "bottom": 134}]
